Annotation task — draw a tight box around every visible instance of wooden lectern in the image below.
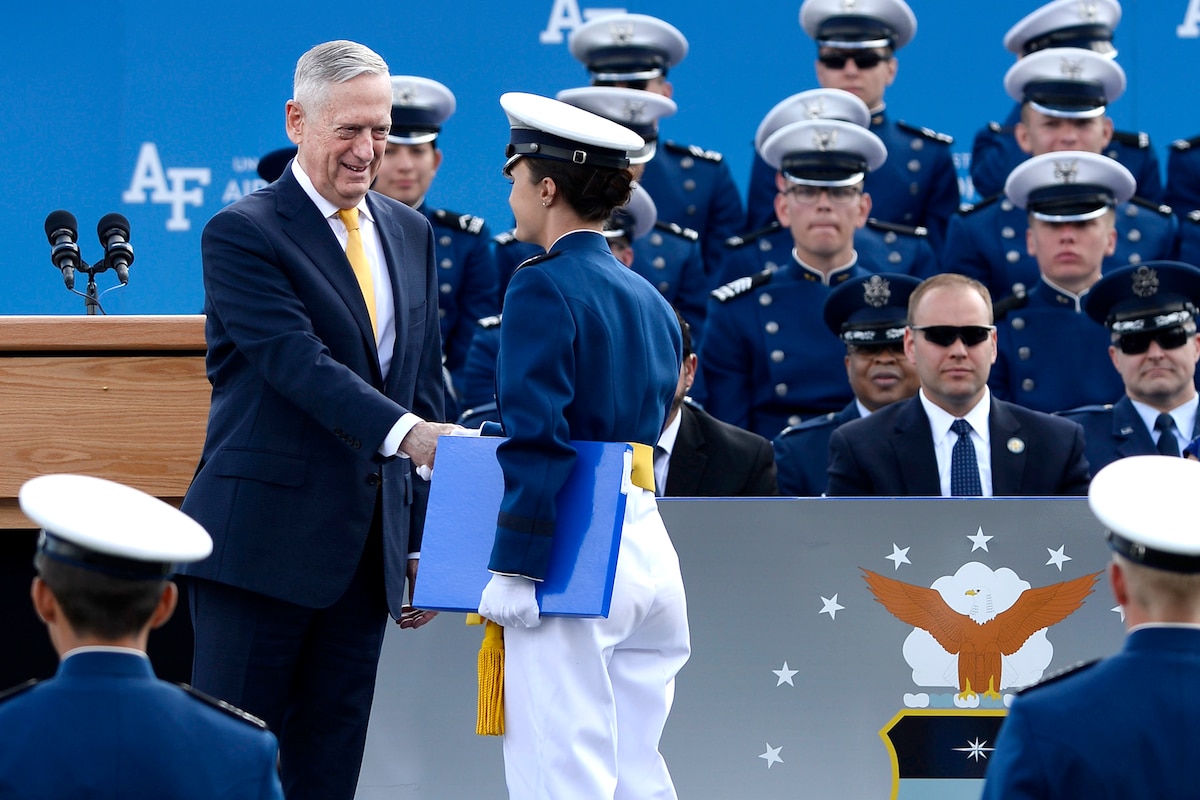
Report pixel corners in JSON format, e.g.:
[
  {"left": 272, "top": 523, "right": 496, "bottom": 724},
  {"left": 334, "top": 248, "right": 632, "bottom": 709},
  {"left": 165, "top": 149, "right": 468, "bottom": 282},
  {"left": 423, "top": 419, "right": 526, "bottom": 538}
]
[{"left": 0, "top": 315, "right": 209, "bottom": 526}]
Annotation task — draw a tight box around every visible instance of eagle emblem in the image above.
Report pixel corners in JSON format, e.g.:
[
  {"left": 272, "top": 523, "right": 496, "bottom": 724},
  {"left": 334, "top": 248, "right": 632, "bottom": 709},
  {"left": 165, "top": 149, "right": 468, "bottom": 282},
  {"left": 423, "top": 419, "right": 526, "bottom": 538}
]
[
  {"left": 394, "top": 84, "right": 417, "bottom": 106},
  {"left": 1053, "top": 159, "right": 1079, "bottom": 184},
  {"left": 609, "top": 23, "right": 635, "bottom": 45},
  {"left": 863, "top": 568, "right": 1099, "bottom": 700},
  {"left": 1132, "top": 265, "right": 1160, "bottom": 298},
  {"left": 813, "top": 128, "right": 839, "bottom": 152},
  {"left": 862, "top": 275, "right": 891, "bottom": 308}
]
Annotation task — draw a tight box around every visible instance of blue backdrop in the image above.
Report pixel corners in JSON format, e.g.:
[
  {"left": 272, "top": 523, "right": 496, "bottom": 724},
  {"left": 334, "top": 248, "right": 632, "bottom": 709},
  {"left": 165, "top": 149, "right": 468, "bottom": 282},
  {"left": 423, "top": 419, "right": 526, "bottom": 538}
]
[{"left": 4, "top": 0, "right": 1199, "bottom": 314}]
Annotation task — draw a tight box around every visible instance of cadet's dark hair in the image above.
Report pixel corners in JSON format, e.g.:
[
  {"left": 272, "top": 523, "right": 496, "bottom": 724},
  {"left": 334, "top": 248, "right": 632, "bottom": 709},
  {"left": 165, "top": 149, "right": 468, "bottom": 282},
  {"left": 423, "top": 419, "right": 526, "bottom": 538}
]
[
  {"left": 34, "top": 552, "right": 167, "bottom": 640},
  {"left": 525, "top": 158, "right": 634, "bottom": 222}
]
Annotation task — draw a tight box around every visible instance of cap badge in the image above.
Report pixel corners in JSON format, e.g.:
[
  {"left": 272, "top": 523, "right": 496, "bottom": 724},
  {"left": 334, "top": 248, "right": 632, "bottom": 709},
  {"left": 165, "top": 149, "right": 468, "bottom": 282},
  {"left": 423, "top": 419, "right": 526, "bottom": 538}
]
[
  {"left": 1059, "top": 57, "right": 1085, "bottom": 81},
  {"left": 1132, "top": 265, "right": 1160, "bottom": 298},
  {"left": 622, "top": 99, "right": 647, "bottom": 123},
  {"left": 862, "top": 274, "right": 891, "bottom": 308},
  {"left": 1007, "top": 437, "right": 1026, "bottom": 454},
  {"left": 813, "top": 128, "right": 839, "bottom": 151},
  {"left": 803, "top": 98, "right": 828, "bottom": 120},
  {"left": 1077, "top": 1, "right": 1099, "bottom": 23},
  {"left": 1053, "top": 159, "right": 1079, "bottom": 184},
  {"left": 840, "top": 0, "right": 860, "bottom": 11},
  {"left": 394, "top": 85, "right": 417, "bottom": 106},
  {"left": 609, "top": 22, "right": 635, "bottom": 46}
]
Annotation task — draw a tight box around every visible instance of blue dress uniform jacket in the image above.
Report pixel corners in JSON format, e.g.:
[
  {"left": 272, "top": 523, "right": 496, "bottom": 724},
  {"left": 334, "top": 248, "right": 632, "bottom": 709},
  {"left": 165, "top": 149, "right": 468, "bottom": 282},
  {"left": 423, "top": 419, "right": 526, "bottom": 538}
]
[
  {"left": 665, "top": 400, "right": 779, "bottom": 497},
  {"left": 491, "top": 229, "right": 542, "bottom": 298},
  {"left": 991, "top": 281, "right": 1125, "bottom": 413},
  {"left": 633, "top": 220, "right": 710, "bottom": 343},
  {"left": 826, "top": 394, "right": 1091, "bottom": 496},
  {"left": 180, "top": 166, "right": 444, "bottom": 615},
  {"left": 970, "top": 104, "right": 1164, "bottom": 201},
  {"left": 458, "top": 314, "right": 502, "bottom": 416},
  {"left": 1060, "top": 396, "right": 1200, "bottom": 474},
  {"left": 700, "top": 260, "right": 868, "bottom": 439},
  {"left": 420, "top": 204, "right": 499, "bottom": 390},
  {"left": 639, "top": 140, "right": 745, "bottom": 278},
  {"left": 0, "top": 651, "right": 283, "bottom": 799},
  {"left": 489, "top": 231, "right": 681, "bottom": 579},
  {"left": 715, "top": 219, "right": 936, "bottom": 286},
  {"left": 746, "top": 111, "right": 959, "bottom": 253},
  {"left": 773, "top": 401, "right": 861, "bottom": 496},
  {"left": 942, "top": 194, "right": 1177, "bottom": 302},
  {"left": 1177, "top": 210, "right": 1200, "bottom": 267},
  {"left": 1166, "top": 135, "right": 1200, "bottom": 213},
  {"left": 981, "top": 627, "right": 1200, "bottom": 800}
]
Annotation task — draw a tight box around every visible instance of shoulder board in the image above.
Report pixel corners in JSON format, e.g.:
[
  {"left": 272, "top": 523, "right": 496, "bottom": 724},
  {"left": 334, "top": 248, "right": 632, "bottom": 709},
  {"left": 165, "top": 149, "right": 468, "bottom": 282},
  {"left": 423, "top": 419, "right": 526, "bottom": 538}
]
[
  {"left": 0, "top": 678, "right": 39, "bottom": 705},
  {"left": 896, "top": 121, "right": 954, "bottom": 145},
  {"left": 515, "top": 250, "right": 562, "bottom": 271},
  {"left": 986, "top": 121, "right": 1011, "bottom": 134},
  {"left": 865, "top": 218, "right": 927, "bottom": 238},
  {"left": 1111, "top": 129, "right": 1151, "bottom": 149},
  {"left": 958, "top": 194, "right": 1000, "bottom": 215},
  {"left": 1057, "top": 403, "right": 1115, "bottom": 417},
  {"left": 1187, "top": 209, "right": 1200, "bottom": 224},
  {"left": 1128, "top": 195, "right": 1173, "bottom": 216},
  {"left": 724, "top": 221, "right": 783, "bottom": 249},
  {"left": 993, "top": 286, "right": 1029, "bottom": 322},
  {"left": 1170, "top": 134, "right": 1200, "bottom": 152},
  {"left": 431, "top": 209, "right": 486, "bottom": 235},
  {"left": 492, "top": 229, "right": 518, "bottom": 245},
  {"left": 779, "top": 412, "right": 840, "bottom": 437},
  {"left": 1016, "top": 659, "right": 1099, "bottom": 695},
  {"left": 476, "top": 314, "right": 503, "bottom": 329},
  {"left": 180, "top": 683, "right": 270, "bottom": 730},
  {"left": 655, "top": 219, "right": 699, "bottom": 241},
  {"left": 663, "top": 141, "right": 724, "bottom": 163},
  {"left": 710, "top": 269, "right": 774, "bottom": 303}
]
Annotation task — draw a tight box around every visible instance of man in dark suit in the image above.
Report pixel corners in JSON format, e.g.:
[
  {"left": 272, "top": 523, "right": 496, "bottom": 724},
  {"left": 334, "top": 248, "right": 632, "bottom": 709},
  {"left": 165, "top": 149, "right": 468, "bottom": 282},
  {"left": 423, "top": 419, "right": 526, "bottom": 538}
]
[
  {"left": 0, "top": 474, "right": 283, "bottom": 799},
  {"left": 179, "top": 40, "right": 455, "bottom": 800},
  {"left": 1061, "top": 261, "right": 1200, "bottom": 473},
  {"left": 827, "top": 273, "right": 1090, "bottom": 496},
  {"left": 982, "top": 455, "right": 1200, "bottom": 799},
  {"left": 656, "top": 311, "right": 777, "bottom": 497}
]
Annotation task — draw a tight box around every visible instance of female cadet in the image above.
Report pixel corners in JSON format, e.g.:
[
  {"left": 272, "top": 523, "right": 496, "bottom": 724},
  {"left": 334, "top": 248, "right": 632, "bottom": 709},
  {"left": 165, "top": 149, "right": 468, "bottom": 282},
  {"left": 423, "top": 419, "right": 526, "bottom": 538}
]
[{"left": 476, "top": 92, "right": 691, "bottom": 800}]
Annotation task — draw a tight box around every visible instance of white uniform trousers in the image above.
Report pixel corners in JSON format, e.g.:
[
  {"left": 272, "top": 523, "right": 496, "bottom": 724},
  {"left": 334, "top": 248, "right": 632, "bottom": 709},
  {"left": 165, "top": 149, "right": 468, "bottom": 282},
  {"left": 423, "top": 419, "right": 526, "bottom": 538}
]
[{"left": 501, "top": 486, "right": 691, "bottom": 800}]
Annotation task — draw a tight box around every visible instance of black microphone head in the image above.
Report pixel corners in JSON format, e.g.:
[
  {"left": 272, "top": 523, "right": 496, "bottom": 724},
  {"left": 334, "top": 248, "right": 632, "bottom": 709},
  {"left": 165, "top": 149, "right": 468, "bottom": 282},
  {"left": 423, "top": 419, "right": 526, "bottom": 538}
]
[
  {"left": 45, "top": 209, "right": 78, "bottom": 242},
  {"left": 97, "top": 212, "right": 130, "bottom": 240}
]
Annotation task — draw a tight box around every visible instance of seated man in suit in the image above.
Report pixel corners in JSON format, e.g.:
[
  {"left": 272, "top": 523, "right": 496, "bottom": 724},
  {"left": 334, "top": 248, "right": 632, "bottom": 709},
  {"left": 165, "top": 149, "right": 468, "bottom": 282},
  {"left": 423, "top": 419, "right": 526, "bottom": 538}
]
[
  {"left": 773, "top": 272, "right": 921, "bottom": 496},
  {"left": 1061, "top": 261, "right": 1200, "bottom": 473},
  {"left": 0, "top": 474, "right": 283, "bottom": 799},
  {"left": 826, "top": 272, "right": 1091, "bottom": 496},
  {"left": 656, "top": 310, "right": 778, "bottom": 497}
]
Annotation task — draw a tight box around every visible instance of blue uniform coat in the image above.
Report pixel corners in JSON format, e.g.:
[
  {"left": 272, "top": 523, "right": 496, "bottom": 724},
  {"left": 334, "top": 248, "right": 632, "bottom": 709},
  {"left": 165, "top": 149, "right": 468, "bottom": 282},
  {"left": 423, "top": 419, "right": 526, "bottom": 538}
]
[
  {"left": 1060, "top": 396, "right": 1200, "bottom": 474},
  {"left": 773, "top": 401, "right": 861, "bottom": 497}
]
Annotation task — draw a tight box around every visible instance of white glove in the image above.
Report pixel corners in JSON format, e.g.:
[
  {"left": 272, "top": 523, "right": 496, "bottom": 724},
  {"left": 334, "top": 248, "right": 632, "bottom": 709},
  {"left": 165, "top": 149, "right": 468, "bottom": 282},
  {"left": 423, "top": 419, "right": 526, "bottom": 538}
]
[{"left": 479, "top": 574, "right": 541, "bottom": 629}]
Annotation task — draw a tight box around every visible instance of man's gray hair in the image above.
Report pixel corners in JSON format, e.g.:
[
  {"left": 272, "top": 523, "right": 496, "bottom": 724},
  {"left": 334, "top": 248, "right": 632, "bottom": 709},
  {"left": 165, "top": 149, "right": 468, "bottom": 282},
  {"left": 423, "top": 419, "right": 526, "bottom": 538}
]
[{"left": 293, "top": 40, "right": 390, "bottom": 116}]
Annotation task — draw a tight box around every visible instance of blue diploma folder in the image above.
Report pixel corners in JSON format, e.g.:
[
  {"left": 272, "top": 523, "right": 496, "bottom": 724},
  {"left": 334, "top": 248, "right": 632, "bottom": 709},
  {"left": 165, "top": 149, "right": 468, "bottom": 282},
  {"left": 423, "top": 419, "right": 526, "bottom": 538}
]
[{"left": 413, "top": 436, "right": 630, "bottom": 617}]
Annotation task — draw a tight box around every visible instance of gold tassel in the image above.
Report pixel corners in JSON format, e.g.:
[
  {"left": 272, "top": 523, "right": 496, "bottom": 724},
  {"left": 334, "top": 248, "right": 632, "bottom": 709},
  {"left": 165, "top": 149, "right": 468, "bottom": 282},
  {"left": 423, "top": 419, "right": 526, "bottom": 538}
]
[{"left": 475, "top": 619, "right": 505, "bottom": 735}]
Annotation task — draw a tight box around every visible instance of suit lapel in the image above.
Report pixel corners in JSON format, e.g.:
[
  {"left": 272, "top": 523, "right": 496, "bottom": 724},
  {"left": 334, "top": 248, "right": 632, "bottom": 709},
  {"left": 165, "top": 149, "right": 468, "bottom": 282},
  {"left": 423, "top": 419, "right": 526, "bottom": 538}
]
[
  {"left": 890, "top": 398, "right": 941, "bottom": 495},
  {"left": 1111, "top": 396, "right": 1155, "bottom": 458},
  {"left": 666, "top": 405, "right": 707, "bottom": 495},
  {"left": 988, "top": 400, "right": 1024, "bottom": 496}
]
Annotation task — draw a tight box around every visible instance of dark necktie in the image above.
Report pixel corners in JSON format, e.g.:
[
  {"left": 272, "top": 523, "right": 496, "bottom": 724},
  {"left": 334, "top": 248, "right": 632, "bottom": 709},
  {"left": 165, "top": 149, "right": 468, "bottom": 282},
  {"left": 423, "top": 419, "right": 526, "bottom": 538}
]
[
  {"left": 950, "top": 419, "right": 983, "bottom": 497},
  {"left": 1155, "top": 413, "right": 1181, "bottom": 457}
]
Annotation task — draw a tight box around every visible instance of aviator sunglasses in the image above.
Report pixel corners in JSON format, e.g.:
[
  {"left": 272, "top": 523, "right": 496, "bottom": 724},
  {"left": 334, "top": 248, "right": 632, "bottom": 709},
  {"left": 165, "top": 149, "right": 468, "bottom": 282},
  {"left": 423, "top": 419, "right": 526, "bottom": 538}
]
[
  {"left": 910, "top": 325, "right": 995, "bottom": 347},
  {"left": 1115, "top": 325, "right": 1192, "bottom": 355},
  {"left": 818, "top": 52, "right": 890, "bottom": 70}
]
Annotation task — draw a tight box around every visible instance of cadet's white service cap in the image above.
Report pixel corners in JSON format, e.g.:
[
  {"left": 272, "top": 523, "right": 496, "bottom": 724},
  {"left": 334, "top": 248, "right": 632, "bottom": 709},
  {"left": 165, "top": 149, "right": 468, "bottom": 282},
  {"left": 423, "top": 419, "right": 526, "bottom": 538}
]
[
  {"left": 501, "top": 92, "right": 644, "bottom": 175},
  {"left": 569, "top": 13, "right": 688, "bottom": 81},
  {"left": 1004, "top": 0, "right": 1121, "bottom": 57},
  {"left": 755, "top": 89, "right": 871, "bottom": 155},
  {"left": 1004, "top": 47, "right": 1125, "bottom": 119},
  {"left": 389, "top": 75, "right": 456, "bottom": 145},
  {"left": 1005, "top": 150, "right": 1134, "bottom": 222},
  {"left": 556, "top": 86, "right": 676, "bottom": 164},
  {"left": 1089, "top": 455, "right": 1200, "bottom": 573},
  {"left": 800, "top": 0, "right": 917, "bottom": 50},
  {"left": 761, "top": 118, "right": 887, "bottom": 186},
  {"left": 21, "top": 474, "right": 212, "bottom": 579}
]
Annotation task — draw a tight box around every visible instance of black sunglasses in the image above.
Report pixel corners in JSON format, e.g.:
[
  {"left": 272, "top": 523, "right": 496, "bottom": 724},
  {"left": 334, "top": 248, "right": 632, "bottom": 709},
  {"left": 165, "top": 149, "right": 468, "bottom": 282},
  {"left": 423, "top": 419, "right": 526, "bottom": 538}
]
[
  {"left": 1116, "top": 325, "right": 1192, "bottom": 355},
  {"left": 911, "top": 325, "right": 995, "bottom": 347},
  {"left": 818, "top": 52, "right": 889, "bottom": 70}
]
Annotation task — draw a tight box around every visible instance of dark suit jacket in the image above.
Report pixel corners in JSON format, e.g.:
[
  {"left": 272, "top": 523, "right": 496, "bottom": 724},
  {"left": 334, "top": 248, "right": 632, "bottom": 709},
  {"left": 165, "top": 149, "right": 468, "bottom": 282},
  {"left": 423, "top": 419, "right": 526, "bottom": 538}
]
[
  {"left": 665, "top": 401, "right": 778, "bottom": 497},
  {"left": 0, "top": 651, "right": 282, "bottom": 799},
  {"left": 180, "top": 165, "right": 443, "bottom": 615},
  {"left": 1061, "top": 395, "right": 1200, "bottom": 474},
  {"left": 826, "top": 395, "right": 1090, "bottom": 497}
]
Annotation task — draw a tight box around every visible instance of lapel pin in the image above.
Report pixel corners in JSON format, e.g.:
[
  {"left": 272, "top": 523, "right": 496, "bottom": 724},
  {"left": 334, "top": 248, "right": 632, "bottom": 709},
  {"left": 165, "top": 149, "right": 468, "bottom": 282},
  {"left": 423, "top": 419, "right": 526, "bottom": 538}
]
[{"left": 1007, "top": 437, "right": 1026, "bottom": 454}]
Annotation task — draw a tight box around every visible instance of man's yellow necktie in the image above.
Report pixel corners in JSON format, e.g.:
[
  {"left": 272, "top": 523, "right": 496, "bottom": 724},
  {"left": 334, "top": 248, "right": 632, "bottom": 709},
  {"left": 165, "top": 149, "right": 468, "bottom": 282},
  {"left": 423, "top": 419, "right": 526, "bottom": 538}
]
[{"left": 336, "top": 207, "right": 378, "bottom": 335}]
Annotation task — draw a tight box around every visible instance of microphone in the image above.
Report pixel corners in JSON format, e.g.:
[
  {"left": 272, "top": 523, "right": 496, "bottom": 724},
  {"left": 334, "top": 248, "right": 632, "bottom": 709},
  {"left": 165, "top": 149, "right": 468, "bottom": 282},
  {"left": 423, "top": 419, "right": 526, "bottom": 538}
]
[
  {"left": 97, "top": 213, "right": 134, "bottom": 285},
  {"left": 44, "top": 209, "right": 80, "bottom": 290}
]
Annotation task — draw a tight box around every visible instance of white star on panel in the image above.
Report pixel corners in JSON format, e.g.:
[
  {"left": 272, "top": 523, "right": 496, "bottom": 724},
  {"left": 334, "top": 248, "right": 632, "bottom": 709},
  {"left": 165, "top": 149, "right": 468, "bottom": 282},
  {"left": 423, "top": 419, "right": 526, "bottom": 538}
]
[
  {"left": 773, "top": 662, "right": 798, "bottom": 686},
  {"left": 952, "top": 737, "right": 994, "bottom": 762},
  {"left": 759, "top": 743, "right": 783, "bottom": 768},
  {"left": 819, "top": 594, "right": 844, "bottom": 620},
  {"left": 967, "top": 527, "right": 993, "bottom": 552},
  {"left": 886, "top": 544, "right": 911, "bottom": 570},
  {"left": 1046, "top": 545, "right": 1072, "bottom": 571}
]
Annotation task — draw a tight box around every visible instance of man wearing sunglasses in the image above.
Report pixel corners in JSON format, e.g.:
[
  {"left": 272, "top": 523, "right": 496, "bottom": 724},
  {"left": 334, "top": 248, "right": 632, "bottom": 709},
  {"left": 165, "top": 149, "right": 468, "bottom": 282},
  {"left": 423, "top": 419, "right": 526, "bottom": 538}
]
[
  {"left": 988, "top": 151, "right": 1133, "bottom": 414},
  {"left": 744, "top": 0, "right": 959, "bottom": 255},
  {"left": 773, "top": 272, "right": 921, "bottom": 496},
  {"left": 700, "top": 117, "right": 883, "bottom": 439},
  {"left": 1061, "top": 261, "right": 1200, "bottom": 473},
  {"left": 826, "top": 273, "right": 1090, "bottom": 497},
  {"left": 945, "top": 47, "right": 1175, "bottom": 306}
]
